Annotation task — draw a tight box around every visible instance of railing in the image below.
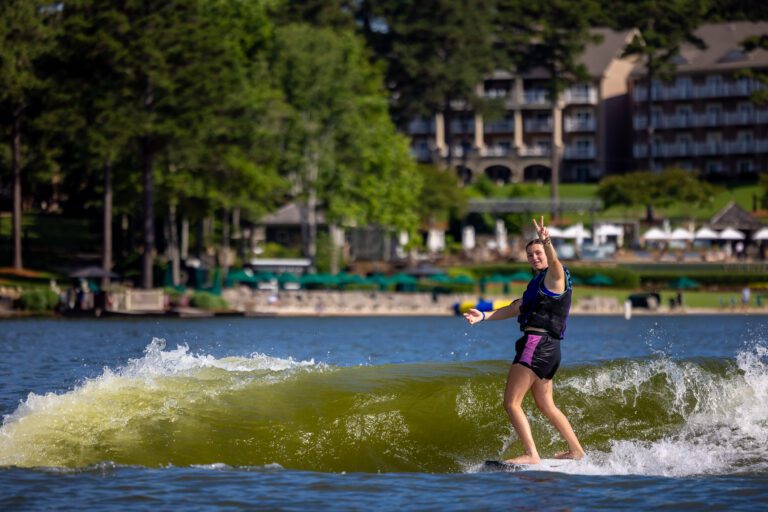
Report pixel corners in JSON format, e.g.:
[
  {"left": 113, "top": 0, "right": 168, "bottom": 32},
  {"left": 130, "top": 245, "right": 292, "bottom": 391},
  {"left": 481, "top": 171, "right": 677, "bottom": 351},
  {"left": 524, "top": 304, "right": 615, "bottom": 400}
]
[
  {"left": 634, "top": 109, "right": 768, "bottom": 130},
  {"left": 484, "top": 120, "right": 515, "bottom": 133},
  {"left": 407, "top": 120, "right": 434, "bottom": 134},
  {"left": 633, "top": 80, "right": 764, "bottom": 101},
  {"left": 480, "top": 146, "right": 514, "bottom": 157},
  {"left": 564, "top": 88, "right": 598, "bottom": 104},
  {"left": 564, "top": 146, "right": 596, "bottom": 159},
  {"left": 633, "top": 139, "right": 768, "bottom": 158},
  {"left": 519, "top": 145, "right": 551, "bottom": 157},
  {"left": 564, "top": 117, "right": 596, "bottom": 132},
  {"left": 524, "top": 119, "right": 553, "bottom": 132},
  {"left": 522, "top": 90, "right": 549, "bottom": 105},
  {"left": 449, "top": 121, "right": 475, "bottom": 134}
]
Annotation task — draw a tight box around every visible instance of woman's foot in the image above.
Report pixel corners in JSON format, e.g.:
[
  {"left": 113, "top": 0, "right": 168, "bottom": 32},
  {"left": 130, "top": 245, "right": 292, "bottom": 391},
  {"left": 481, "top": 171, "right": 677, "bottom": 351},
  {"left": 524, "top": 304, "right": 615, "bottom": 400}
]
[
  {"left": 504, "top": 454, "right": 541, "bottom": 465},
  {"left": 554, "top": 450, "right": 585, "bottom": 460}
]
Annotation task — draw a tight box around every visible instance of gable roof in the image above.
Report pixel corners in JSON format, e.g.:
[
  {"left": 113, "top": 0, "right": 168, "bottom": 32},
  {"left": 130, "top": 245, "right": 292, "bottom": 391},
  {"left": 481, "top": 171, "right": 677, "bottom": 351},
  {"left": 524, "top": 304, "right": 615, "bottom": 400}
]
[
  {"left": 709, "top": 201, "right": 764, "bottom": 230},
  {"left": 260, "top": 203, "right": 326, "bottom": 226}
]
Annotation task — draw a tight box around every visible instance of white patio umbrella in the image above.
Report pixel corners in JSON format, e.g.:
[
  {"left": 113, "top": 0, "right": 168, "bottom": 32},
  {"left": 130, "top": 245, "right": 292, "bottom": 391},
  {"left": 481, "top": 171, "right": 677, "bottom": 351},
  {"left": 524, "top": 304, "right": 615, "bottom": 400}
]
[
  {"left": 694, "top": 227, "right": 719, "bottom": 240},
  {"left": 719, "top": 227, "right": 745, "bottom": 240},
  {"left": 753, "top": 227, "right": 768, "bottom": 241},
  {"left": 669, "top": 227, "right": 694, "bottom": 241},
  {"left": 547, "top": 226, "right": 565, "bottom": 238},
  {"left": 642, "top": 227, "right": 668, "bottom": 241}
]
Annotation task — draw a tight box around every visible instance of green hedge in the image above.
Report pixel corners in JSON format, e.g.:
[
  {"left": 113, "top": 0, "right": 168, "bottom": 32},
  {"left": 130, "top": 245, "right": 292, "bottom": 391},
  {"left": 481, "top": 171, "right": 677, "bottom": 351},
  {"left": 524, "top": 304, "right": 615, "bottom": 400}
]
[
  {"left": 457, "top": 263, "right": 640, "bottom": 289},
  {"left": 638, "top": 271, "right": 768, "bottom": 288},
  {"left": 189, "top": 291, "right": 228, "bottom": 310},
  {"left": 18, "top": 288, "right": 60, "bottom": 312}
]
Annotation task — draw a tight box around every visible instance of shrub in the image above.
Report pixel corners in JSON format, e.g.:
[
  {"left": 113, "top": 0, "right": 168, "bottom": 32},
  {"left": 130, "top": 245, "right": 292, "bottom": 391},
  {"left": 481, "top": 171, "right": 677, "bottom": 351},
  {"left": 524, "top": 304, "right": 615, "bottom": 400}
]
[
  {"left": 18, "top": 288, "right": 60, "bottom": 312},
  {"left": 189, "top": 291, "right": 228, "bottom": 310}
]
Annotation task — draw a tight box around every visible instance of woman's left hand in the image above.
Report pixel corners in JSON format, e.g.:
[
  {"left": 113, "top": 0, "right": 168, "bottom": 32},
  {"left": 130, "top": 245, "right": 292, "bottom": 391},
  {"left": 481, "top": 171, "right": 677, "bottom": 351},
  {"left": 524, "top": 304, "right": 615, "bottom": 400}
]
[{"left": 533, "top": 216, "right": 549, "bottom": 242}]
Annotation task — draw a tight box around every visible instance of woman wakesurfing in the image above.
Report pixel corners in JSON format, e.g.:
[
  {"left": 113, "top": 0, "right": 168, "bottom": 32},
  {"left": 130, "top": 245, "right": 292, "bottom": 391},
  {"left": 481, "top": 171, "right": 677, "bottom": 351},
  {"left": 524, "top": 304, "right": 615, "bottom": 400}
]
[{"left": 464, "top": 216, "right": 585, "bottom": 465}]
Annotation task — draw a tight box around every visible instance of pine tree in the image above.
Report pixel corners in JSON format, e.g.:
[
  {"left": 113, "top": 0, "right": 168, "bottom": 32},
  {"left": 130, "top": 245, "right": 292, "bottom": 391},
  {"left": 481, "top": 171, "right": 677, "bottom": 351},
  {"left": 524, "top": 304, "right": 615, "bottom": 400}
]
[{"left": 0, "top": 0, "right": 55, "bottom": 270}]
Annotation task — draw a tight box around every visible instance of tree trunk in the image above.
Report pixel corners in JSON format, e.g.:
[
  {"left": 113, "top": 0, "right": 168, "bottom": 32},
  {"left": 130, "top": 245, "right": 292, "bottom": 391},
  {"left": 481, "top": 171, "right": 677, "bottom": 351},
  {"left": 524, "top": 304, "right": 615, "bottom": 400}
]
[
  {"left": 141, "top": 137, "right": 155, "bottom": 289},
  {"left": 168, "top": 204, "right": 180, "bottom": 286},
  {"left": 11, "top": 108, "right": 23, "bottom": 270},
  {"left": 101, "top": 160, "right": 113, "bottom": 289},
  {"left": 303, "top": 147, "right": 319, "bottom": 272},
  {"left": 550, "top": 102, "right": 561, "bottom": 221},
  {"left": 329, "top": 223, "right": 340, "bottom": 275},
  {"left": 180, "top": 216, "right": 189, "bottom": 261},
  {"left": 646, "top": 53, "right": 655, "bottom": 172},
  {"left": 221, "top": 209, "right": 231, "bottom": 280}
]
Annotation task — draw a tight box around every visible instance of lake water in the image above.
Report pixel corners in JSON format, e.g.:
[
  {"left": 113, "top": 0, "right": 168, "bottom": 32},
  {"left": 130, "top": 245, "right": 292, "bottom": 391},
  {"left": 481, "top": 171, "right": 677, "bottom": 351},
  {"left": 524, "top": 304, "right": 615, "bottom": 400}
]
[{"left": 1, "top": 314, "right": 767, "bottom": 510}]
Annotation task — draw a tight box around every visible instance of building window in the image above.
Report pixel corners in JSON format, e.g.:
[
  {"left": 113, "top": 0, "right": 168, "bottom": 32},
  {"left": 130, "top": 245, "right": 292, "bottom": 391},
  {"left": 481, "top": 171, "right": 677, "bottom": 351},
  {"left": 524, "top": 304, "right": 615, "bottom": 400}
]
[
  {"left": 737, "top": 160, "right": 753, "bottom": 173},
  {"left": 678, "top": 161, "right": 694, "bottom": 170},
  {"left": 705, "top": 160, "right": 722, "bottom": 173},
  {"left": 737, "top": 131, "right": 754, "bottom": 143},
  {"left": 706, "top": 75, "right": 722, "bottom": 87}
]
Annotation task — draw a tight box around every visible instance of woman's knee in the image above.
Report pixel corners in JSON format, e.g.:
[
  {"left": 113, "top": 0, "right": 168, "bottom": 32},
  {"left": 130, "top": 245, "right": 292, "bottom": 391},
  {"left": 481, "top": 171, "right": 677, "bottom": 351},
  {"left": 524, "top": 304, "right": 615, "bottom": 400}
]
[{"left": 503, "top": 398, "right": 524, "bottom": 415}]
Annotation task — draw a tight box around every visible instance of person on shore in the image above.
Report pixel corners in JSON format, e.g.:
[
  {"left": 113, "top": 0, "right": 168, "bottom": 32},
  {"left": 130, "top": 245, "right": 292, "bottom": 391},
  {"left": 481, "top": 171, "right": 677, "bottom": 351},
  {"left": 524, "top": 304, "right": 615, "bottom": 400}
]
[{"left": 463, "top": 217, "right": 585, "bottom": 465}]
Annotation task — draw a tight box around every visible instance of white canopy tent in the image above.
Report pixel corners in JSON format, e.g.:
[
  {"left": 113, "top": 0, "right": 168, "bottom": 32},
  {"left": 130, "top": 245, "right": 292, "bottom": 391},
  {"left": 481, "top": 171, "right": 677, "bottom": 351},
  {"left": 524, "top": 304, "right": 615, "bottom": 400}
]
[
  {"left": 694, "top": 227, "right": 720, "bottom": 240},
  {"left": 642, "top": 227, "right": 668, "bottom": 241},
  {"left": 560, "top": 223, "right": 589, "bottom": 246},
  {"left": 719, "top": 227, "right": 745, "bottom": 240},
  {"left": 669, "top": 227, "right": 694, "bottom": 241},
  {"left": 753, "top": 227, "right": 768, "bottom": 241},
  {"left": 594, "top": 224, "right": 624, "bottom": 246}
]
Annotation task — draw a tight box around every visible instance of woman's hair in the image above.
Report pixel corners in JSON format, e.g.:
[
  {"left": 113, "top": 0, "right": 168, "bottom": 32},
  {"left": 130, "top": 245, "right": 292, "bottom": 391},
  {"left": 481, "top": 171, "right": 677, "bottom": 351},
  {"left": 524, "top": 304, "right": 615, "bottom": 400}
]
[{"left": 525, "top": 238, "right": 544, "bottom": 250}]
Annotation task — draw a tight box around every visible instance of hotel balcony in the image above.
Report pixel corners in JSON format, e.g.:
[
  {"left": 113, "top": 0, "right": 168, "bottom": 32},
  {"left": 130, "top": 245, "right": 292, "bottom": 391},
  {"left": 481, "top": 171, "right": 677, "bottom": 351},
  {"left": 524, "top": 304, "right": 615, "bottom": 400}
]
[
  {"left": 484, "top": 120, "right": 515, "bottom": 133},
  {"left": 524, "top": 119, "right": 553, "bottom": 132},
  {"left": 633, "top": 139, "right": 768, "bottom": 158},
  {"left": 410, "top": 146, "right": 432, "bottom": 161},
  {"left": 519, "top": 145, "right": 551, "bottom": 157},
  {"left": 407, "top": 119, "right": 434, "bottom": 135},
  {"left": 634, "top": 109, "right": 768, "bottom": 130},
  {"left": 522, "top": 90, "right": 550, "bottom": 106},
  {"left": 479, "top": 146, "right": 514, "bottom": 157},
  {"left": 564, "top": 117, "right": 597, "bottom": 132},
  {"left": 564, "top": 146, "right": 596, "bottom": 159},
  {"left": 564, "top": 88, "right": 598, "bottom": 104},
  {"left": 449, "top": 121, "right": 475, "bottom": 134},
  {"left": 633, "top": 80, "right": 765, "bottom": 101}
]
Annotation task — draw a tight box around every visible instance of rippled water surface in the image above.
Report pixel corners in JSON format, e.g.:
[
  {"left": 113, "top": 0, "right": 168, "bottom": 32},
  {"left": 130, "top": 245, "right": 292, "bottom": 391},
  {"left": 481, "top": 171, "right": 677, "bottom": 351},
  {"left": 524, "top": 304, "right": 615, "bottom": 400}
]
[{"left": 1, "top": 315, "right": 767, "bottom": 510}]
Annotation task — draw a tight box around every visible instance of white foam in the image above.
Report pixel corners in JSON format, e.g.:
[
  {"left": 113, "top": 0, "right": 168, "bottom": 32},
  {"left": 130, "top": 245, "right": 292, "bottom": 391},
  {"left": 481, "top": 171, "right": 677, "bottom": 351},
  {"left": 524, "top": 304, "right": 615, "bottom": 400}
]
[{"left": 554, "top": 343, "right": 768, "bottom": 476}]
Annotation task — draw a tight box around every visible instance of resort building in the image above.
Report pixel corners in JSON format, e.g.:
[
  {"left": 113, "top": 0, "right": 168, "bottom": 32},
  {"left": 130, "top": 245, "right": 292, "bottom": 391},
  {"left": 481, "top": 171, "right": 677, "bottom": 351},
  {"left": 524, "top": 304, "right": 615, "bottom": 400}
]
[
  {"left": 630, "top": 22, "right": 768, "bottom": 177},
  {"left": 408, "top": 28, "right": 640, "bottom": 184}
]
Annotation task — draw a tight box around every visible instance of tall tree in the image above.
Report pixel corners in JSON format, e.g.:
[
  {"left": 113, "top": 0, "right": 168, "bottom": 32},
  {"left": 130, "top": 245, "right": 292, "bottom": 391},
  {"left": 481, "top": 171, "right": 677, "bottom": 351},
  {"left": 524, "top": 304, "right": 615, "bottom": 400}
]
[
  {"left": 270, "top": 24, "right": 421, "bottom": 271},
  {"left": 498, "top": 0, "right": 602, "bottom": 220},
  {"left": 361, "top": 0, "right": 498, "bottom": 165},
  {"left": 611, "top": 0, "right": 710, "bottom": 172},
  {"left": 0, "top": 0, "right": 54, "bottom": 270}
]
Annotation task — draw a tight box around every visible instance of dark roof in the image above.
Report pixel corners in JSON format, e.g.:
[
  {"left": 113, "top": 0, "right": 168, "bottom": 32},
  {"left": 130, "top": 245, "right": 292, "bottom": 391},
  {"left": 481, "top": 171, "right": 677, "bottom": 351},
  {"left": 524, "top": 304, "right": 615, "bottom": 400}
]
[
  {"left": 632, "top": 22, "right": 768, "bottom": 76},
  {"left": 709, "top": 201, "right": 764, "bottom": 230},
  {"left": 260, "top": 203, "right": 326, "bottom": 226}
]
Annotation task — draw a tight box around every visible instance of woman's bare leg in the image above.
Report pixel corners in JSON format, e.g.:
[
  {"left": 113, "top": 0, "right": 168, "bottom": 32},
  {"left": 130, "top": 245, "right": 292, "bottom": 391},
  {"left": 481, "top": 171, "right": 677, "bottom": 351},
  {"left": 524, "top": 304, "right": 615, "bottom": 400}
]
[
  {"left": 502, "top": 364, "right": 540, "bottom": 464},
  {"left": 531, "top": 378, "right": 585, "bottom": 459}
]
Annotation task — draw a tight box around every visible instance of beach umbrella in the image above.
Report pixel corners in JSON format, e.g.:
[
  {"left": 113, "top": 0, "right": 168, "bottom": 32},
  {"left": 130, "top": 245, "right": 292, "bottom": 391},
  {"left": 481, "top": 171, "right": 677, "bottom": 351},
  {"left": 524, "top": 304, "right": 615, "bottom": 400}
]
[
  {"left": 508, "top": 270, "right": 533, "bottom": 282},
  {"left": 719, "top": 227, "right": 745, "bottom": 240},
  {"left": 277, "top": 272, "right": 300, "bottom": 284},
  {"left": 753, "top": 227, "right": 768, "bottom": 241},
  {"left": 668, "top": 276, "right": 700, "bottom": 290},
  {"left": 586, "top": 274, "right": 613, "bottom": 286},
  {"left": 388, "top": 272, "right": 418, "bottom": 285},
  {"left": 569, "top": 275, "right": 583, "bottom": 285},
  {"left": 451, "top": 275, "right": 476, "bottom": 286},
  {"left": 300, "top": 273, "right": 339, "bottom": 288},
  {"left": 427, "top": 274, "right": 452, "bottom": 284}
]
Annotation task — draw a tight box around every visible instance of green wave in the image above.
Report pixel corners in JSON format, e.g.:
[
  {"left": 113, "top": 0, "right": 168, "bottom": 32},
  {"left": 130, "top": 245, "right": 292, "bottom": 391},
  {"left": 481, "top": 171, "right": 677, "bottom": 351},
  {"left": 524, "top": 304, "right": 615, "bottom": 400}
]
[{"left": 0, "top": 352, "right": 763, "bottom": 473}]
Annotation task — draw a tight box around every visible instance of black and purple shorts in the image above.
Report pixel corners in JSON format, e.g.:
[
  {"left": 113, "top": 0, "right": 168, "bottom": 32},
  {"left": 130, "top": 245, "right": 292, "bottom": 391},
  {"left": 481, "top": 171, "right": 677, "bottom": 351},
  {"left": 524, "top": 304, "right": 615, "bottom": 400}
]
[{"left": 512, "top": 331, "right": 561, "bottom": 380}]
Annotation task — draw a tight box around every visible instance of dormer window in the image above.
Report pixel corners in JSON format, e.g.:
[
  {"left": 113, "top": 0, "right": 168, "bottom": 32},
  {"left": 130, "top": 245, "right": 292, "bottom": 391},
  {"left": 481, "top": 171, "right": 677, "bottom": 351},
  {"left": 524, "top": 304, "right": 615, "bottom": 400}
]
[{"left": 719, "top": 49, "right": 747, "bottom": 63}]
